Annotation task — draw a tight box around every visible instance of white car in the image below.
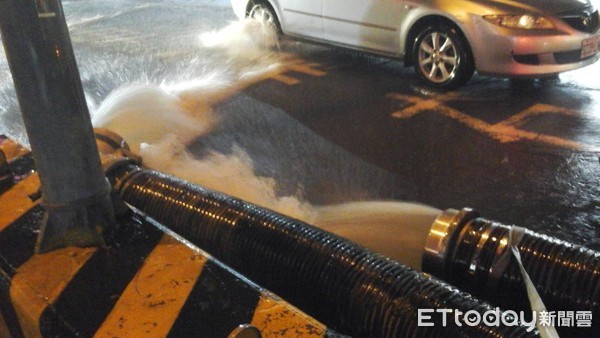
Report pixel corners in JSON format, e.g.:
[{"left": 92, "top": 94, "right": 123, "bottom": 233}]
[{"left": 231, "top": 0, "right": 600, "bottom": 88}]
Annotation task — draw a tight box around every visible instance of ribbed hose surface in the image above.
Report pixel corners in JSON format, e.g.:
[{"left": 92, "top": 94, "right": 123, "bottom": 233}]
[
  {"left": 109, "top": 165, "right": 538, "bottom": 337},
  {"left": 451, "top": 218, "right": 600, "bottom": 316}
]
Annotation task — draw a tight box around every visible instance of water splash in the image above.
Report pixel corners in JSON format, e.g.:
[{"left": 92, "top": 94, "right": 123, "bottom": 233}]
[
  {"left": 92, "top": 84, "right": 214, "bottom": 153},
  {"left": 140, "top": 134, "right": 316, "bottom": 221},
  {"left": 6, "top": 16, "right": 442, "bottom": 264},
  {"left": 89, "top": 17, "right": 284, "bottom": 152},
  {"left": 89, "top": 19, "right": 313, "bottom": 220},
  {"left": 313, "top": 201, "right": 441, "bottom": 270},
  {"left": 199, "top": 19, "right": 279, "bottom": 61},
  {"left": 88, "top": 19, "right": 447, "bottom": 266}
]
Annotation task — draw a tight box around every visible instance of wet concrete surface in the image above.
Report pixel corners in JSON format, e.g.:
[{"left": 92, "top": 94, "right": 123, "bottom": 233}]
[{"left": 1, "top": 0, "right": 600, "bottom": 248}]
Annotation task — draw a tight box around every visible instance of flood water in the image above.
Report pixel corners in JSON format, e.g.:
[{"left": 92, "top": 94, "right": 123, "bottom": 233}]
[
  {"left": 0, "top": 0, "right": 441, "bottom": 264},
  {"left": 1, "top": 0, "right": 600, "bottom": 262},
  {"left": 89, "top": 18, "right": 442, "bottom": 263}
]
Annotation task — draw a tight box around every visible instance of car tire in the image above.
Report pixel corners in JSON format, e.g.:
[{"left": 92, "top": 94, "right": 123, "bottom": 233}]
[
  {"left": 248, "top": 2, "right": 281, "bottom": 34},
  {"left": 413, "top": 24, "right": 474, "bottom": 89}
]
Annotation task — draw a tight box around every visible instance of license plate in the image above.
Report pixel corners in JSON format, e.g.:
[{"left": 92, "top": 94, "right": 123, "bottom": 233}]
[{"left": 581, "top": 35, "right": 600, "bottom": 59}]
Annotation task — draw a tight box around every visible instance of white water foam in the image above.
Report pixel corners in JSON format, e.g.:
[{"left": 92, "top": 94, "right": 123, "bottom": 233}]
[
  {"left": 91, "top": 19, "right": 440, "bottom": 268},
  {"left": 313, "top": 202, "right": 441, "bottom": 270},
  {"left": 199, "top": 19, "right": 279, "bottom": 61},
  {"left": 140, "top": 134, "right": 316, "bottom": 221},
  {"left": 92, "top": 83, "right": 214, "bottom": 153},
  {"left": 90, "top": 19, "right": 313, "bottom": 220}
]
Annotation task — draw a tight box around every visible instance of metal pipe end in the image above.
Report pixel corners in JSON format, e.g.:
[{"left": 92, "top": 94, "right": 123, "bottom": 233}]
[
  {"left": 422, "top": 208, "right": 478, "bottom": 278},
  {"left": 228, "top": 324, "right": 262, "bottom": 338},
  {"left": 94, "top": 128, "right": 142, "bottom": 168}
]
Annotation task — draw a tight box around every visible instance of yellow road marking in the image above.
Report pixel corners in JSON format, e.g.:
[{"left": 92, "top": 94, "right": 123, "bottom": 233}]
[
  {"left": 94, "top": 235, "right": 206, "bottom": 338},
  {"left": 254, "top": 55, "right": 326, "bottom": 85},
  {"left": 0, "top": 311, "right": 10, "bottom": 338},
  {"left": 0, "top": 174, "right": 40, "bottom": 232},
  {"left": 271, "top": 74, "right": 301, "bottom": 85},
  {"left": 284, "top": 61, "right": 326, "bottom": 77},
  {"left": 251, "top": 292, "right": 327, "bottom": 337},
  {"left": 389, "top": 94, "right": 599, "bottom": 152},
  {"left": 499, "top": 103, "right": 579, "bottom": 127},
  {"left": 10, "top": 247, "right": 97, "bottom": 338},
  {"left": 0, "top": 138, "right": 29, "bottom": 161}
]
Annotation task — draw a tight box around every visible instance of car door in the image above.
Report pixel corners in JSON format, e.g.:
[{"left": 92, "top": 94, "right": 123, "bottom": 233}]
[
  {"left": 279, "top": 0, "right": 323, "bottom": 40},
  {"left": 322, "top": 0, "right": 406, "bottom": 54}
]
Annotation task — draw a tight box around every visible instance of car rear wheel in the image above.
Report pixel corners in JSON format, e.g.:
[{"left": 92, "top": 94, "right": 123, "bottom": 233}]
[{"left": 413, "top": 24, "right": 474, "bottom": 89}]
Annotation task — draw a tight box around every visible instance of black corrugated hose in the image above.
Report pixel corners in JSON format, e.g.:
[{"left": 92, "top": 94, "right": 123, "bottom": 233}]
[
  {"left": 441, "top": 215, "right": 600, "bottom": 336},
  {"left": 107, "top": 163, "right": 537, "bottom": 337}
]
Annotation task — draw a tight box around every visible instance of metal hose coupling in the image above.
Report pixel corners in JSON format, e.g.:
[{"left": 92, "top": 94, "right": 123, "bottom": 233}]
[{"left": 423, "top": 208, "right": 600, "bottom": 323}]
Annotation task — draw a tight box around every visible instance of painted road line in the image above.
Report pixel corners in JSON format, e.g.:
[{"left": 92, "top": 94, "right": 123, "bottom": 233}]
[
  {"left": 1, "top": 169, "right": 333, "bottom": 337},
  {"left": 94, "top": 235, "right": 207, "bottom": 337},
  {"left": 0, "top": 174, "right": 40, "bottom": 232},
  {"left": 284, "top": 60, "right": 327, "bottom": 77},
  {"left": 271, "top": 74, "right": 302, "bottom": 85},
  {"left": 0, "top": 137, "right": 29, "bottom": 162},
  {"left": 0, "top": 207, "right": 42, "bottom": 277},
  {"left": 0, "top": 308, "right": 11, "bottom": 338},
  {"left": 389, "top": 93, "right": 600, "bottom": 152},
  {"left": 498, "top": 103, "right": 580, "bottom": 127},
  {"left": 2, "top": 210, "right": 164, "bottom": 337},
  {"left": 0, "top": 166, "right": 40, "bottom": 338},
  {"left": 10, "top": 247, "right": 96, "bottom": 338},
  {"left": 1, "top": 208, "right": 335, "bottom": 337},
  {"left": 167, "top": 259, "right": 261, "bottom": 337},
  {"left": 255, "top": 56, "right": 326, "bottom": 85},
  {"left": 37, "top": 217, "right": 164, "bottom": 337},
  {"left": 0, "top": 270, "right": 24, "bottom": 338},
  {"left": 252, "top": 291, "right": 328, "bottom": 337}
]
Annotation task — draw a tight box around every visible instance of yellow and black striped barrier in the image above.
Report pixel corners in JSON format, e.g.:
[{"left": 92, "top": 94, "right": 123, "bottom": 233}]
[{"left": 0, "top": 138, "right": 337, "bottom": 338}]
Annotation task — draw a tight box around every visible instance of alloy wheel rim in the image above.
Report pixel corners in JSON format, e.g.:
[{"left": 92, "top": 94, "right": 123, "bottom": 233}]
[
  {"left": 250, "top": 5, "right": 274, "bottom": 27},
  {"left": 418, "top": 32, "right": 459, "bottom": 83}
]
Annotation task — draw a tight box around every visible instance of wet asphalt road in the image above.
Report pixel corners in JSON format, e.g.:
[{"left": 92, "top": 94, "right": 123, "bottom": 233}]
[
  {"left": 236, "top": 46, "right": 600, "bottom": 245},
  {"left": 1, "top": 0, "right": 600, "bottom": 246}
]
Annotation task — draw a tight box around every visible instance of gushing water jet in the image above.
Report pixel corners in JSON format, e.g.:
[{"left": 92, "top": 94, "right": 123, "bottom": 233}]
[{"left": 313, "top": 201, "right": 441, "bottom": 270}]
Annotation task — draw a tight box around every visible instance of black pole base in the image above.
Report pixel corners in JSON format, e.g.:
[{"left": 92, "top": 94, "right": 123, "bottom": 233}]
[{"left": 35, "top": 192, "right": 115, "bottom": 254}]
